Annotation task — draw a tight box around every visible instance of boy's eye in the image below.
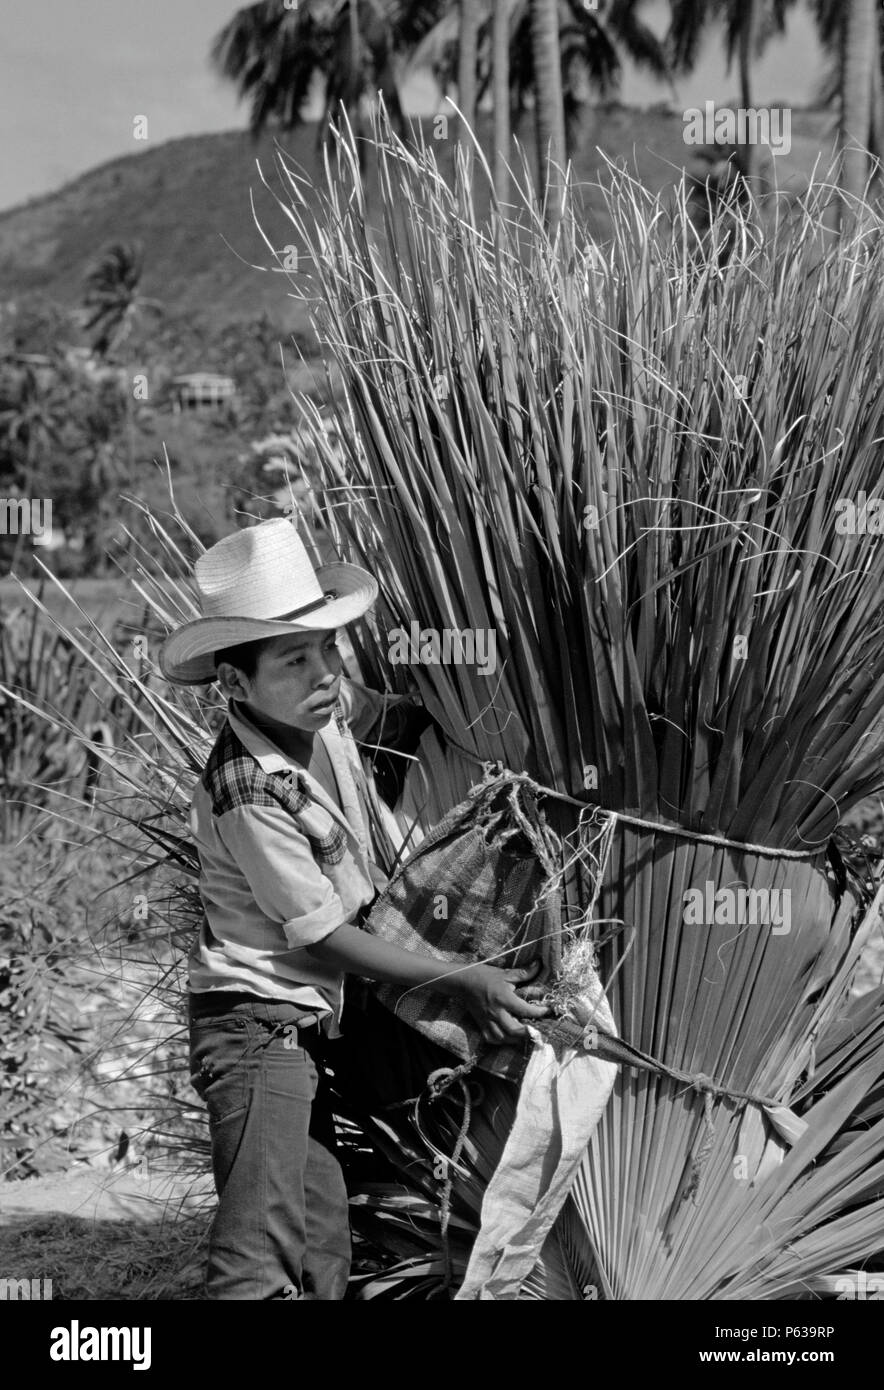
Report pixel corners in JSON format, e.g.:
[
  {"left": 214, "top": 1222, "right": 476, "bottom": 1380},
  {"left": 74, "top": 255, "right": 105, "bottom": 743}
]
[{"left": 285, "top": 638, "right": 336, "bottom": 665}]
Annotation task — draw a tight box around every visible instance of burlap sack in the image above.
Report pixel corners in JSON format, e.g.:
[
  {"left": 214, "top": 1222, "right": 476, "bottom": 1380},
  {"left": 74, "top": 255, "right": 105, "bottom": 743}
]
[{"left": 363, "top": 774, "right": 559, "bottom": 1080}]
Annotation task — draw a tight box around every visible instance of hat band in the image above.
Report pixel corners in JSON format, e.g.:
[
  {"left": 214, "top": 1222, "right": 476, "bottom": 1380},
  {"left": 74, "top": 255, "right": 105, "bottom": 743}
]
[{"left": 273, "top": 589, "right": 339, "bottom": 622}]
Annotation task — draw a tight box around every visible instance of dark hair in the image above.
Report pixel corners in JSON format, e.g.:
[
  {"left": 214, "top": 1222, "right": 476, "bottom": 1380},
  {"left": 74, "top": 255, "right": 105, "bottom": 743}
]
[{"left": 213, "top": 638, "right": 270, "bottom": 680}]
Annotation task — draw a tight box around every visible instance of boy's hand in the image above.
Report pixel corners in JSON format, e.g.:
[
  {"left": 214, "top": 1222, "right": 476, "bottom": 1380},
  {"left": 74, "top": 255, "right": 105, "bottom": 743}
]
[{"left": 442, "top": 960, "right": 551, "bottom": 1045}]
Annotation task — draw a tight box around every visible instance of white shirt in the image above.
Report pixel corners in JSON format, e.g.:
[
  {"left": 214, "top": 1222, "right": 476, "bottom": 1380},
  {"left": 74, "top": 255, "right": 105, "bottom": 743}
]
[{"left": 188, "top": 680, "right": 410, "bottom": 1032}]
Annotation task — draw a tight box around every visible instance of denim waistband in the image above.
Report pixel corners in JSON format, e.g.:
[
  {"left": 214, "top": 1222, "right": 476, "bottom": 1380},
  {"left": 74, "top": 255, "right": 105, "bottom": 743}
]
[{"left": 188, "top": 990, "right": 324, "bottom": 1030}]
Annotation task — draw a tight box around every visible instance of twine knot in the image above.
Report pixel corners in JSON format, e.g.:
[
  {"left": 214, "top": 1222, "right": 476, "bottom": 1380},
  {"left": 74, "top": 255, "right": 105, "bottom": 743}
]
[{"left": 426, "top": 1062, "right": 475, "bottom": 1102}]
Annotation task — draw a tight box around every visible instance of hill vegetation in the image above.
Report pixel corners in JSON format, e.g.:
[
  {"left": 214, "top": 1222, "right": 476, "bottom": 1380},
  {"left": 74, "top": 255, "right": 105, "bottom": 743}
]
[{"left": 0, "top": 108, "right": 834, "bottom": 330}]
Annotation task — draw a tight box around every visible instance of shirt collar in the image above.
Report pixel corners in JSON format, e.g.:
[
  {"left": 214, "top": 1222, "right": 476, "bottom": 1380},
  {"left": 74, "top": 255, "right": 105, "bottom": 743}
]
[
  {"left": 227, "top": 699, "right": 311, "bottom": 775},
  {"left": 227, "top": 698, "right": 373, "bottom": 854}
]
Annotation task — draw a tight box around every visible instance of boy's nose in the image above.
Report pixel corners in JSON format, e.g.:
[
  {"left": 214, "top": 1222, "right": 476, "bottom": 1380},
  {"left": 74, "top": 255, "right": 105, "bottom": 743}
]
[{"left": 314, "top": 656, "right": 338, "bottom": 685}]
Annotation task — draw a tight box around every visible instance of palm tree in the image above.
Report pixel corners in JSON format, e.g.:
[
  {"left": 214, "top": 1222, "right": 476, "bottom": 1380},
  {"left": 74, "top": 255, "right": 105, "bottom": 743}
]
[
  {"left": 323, "top": 0, "right": 366, "bottom": 146},
  {"left": 211, "top": 0, "right": 408, "bottom": 169},
  {"left": 492, "top": 0, "right": 512, "bottom": 201},
  {"left": 810, "top": 0, "right": 884, "bottom": 161},
  {"left": 809, "top": 0, "right": 880, "bottom": 210},
  {"left": 841, "top": 0, "right": 879, "bottom": 208},
  {"left": 667, "top": 0, "right": 797, "bottom": 179},
  {"left": 529, "top": 0, "right": 567, "bottom": 221},
  {"left": 81, "top": 241, "right": 159, "bottom": 360},
  {"left": 554, "top": 0, "right": 670, "bottom": 159},
  {"left": 411, "top": 0, "right": 669, "bottom": 207},
  {"left": 458, "top": 0, "right": 482, "bottom": 141},
  {"left": 81, "top": 241, "right": 159, "bottom": 483},
  {"left": 513, "top": 0, "right": 669, "bottom": 208}
]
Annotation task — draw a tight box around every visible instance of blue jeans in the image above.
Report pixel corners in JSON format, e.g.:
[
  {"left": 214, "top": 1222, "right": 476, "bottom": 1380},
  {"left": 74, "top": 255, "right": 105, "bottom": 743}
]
[{"left": 188, "top": 992, "right": 351, "bottom": 1300}]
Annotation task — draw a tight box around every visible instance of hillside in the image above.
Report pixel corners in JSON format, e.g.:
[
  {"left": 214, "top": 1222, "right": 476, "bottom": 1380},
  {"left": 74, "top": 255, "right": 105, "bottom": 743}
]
[{"left": 0, "top": 108, "right": 836, "bottom": 337}]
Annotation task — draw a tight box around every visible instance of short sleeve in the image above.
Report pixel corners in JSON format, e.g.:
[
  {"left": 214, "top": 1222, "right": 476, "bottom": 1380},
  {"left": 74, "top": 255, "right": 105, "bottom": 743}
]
[{"left": 217, "top": 803, "right": 348, "bottom": 948}]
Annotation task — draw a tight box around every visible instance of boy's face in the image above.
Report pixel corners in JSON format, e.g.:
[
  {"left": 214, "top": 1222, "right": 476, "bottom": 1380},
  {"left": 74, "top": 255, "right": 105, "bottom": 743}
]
[{"left": 218, "top": 629, "right": 343, "bottom": 731}]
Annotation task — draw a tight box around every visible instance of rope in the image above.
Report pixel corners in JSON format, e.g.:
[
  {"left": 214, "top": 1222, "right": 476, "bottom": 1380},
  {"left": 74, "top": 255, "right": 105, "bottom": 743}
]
[
  {"left": 447, "top": 747, "right": 824, "bottom": 861},
  {"left": 551, "top": 1018, "right": 797, "bottom": 1116},
  {"left": 503, "top": 779, "right": 567, "bottom": 977},
  {"left": 421, "top": 1064, "right": 475, "bottom": 1295}
]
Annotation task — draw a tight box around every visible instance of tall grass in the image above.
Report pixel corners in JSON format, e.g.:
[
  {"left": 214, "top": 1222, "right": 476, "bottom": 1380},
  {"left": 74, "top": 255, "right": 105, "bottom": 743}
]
[
  {"left": 0, "top": 503, "right": 223, "bottom": 1181},
  {"left": 0, "top": 600, "right": 151, "bottom": 841},
  {"left": 268, "top": 115, "right": 884, "bottom": 846}
]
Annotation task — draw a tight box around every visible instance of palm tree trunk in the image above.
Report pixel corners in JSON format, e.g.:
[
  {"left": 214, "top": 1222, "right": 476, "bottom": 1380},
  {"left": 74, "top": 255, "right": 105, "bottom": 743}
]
[
  {"left": 870, "top": 55, "right": 884, "bottom": 185},
  {"left": 492, "top": 0, "right": 511, "bottom": 203},
  {"left": 841, "top": 0, "right": 877, "bottom": 211},
  {"left": 458, "top": 0, "right": 481, "bottom": 144},
  {"left": 737, "top": 0, "right": 755, "bottom": 182},
  {"left": 529, "top": 0, "right": 566, "bottom": 229},
  {"left": 348, "top": 0, "right": 360, "bottom": 89},
  {"left": 349, "top": 0, "right": 364, "bottom": 131}
]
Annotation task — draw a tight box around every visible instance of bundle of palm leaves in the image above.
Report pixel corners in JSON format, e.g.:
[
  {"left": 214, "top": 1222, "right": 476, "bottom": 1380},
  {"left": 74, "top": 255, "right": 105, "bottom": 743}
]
[{"left": 253, "top": 111, "right": 884, "bottom": 1297}]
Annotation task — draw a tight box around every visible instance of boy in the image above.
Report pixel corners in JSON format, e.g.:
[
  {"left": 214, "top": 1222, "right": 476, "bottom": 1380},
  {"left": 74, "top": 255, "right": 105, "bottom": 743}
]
[{"left": 160, "top": 518, "right": 546, "bottom": 1300}]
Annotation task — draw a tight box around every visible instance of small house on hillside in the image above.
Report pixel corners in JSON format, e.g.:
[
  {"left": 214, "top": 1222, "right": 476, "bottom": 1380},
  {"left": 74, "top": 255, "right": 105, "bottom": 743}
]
[
  {"left": 170, "top": 373, "right": 236, "bottom": 412},
  {"left": 64, "top": 347, "right": 127, "bottom": 385}
]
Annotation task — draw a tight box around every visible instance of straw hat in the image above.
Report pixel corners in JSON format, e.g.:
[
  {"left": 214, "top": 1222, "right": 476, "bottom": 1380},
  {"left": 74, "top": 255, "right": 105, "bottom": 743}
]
[{"left": 159, "top": 518, "right": 378, "bottom": 685}]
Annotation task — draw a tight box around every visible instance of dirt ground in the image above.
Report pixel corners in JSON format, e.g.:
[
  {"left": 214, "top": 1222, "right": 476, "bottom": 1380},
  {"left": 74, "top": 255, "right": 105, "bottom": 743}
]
[
  {"left": 0, "top": 1163, "right": 212, "bottom": 1225},
  {"left": 0, "top": 1164, "right": 213, "bottom": 1301}
]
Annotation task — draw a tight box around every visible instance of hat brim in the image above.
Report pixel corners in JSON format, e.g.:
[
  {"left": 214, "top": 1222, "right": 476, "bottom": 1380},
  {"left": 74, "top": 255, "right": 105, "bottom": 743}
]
[{"left": 159, "top": 563, "right": 378, "bottom": 685}]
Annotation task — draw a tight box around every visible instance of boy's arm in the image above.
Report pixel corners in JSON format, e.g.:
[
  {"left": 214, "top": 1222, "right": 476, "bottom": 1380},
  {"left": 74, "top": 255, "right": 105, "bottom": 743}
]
[
  {"left": 305, "top": 922, "right": 548, "bottom": 1044},
  {"left": 218, "top": 802, "right": 358, "bottom": 947},
  {"left": 218, "top": 802, "right": 547, "bottom": 1043}
]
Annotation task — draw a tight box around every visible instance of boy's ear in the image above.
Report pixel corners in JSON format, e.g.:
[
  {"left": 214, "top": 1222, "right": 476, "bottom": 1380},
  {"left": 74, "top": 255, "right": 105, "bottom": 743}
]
[{"left": 216, "top": 663, "right": 250, "bottom": 700}]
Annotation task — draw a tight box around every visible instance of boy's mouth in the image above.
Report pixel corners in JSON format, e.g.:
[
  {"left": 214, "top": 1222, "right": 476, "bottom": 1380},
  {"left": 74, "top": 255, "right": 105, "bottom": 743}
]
[{"left": 309, "top": 692, "right": 339, "bottom": 715}]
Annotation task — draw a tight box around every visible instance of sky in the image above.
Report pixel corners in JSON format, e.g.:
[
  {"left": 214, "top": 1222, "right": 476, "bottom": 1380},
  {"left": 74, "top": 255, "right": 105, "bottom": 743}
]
[{"left": 0, "top": 0, "right": 826, "bottom": 214}]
